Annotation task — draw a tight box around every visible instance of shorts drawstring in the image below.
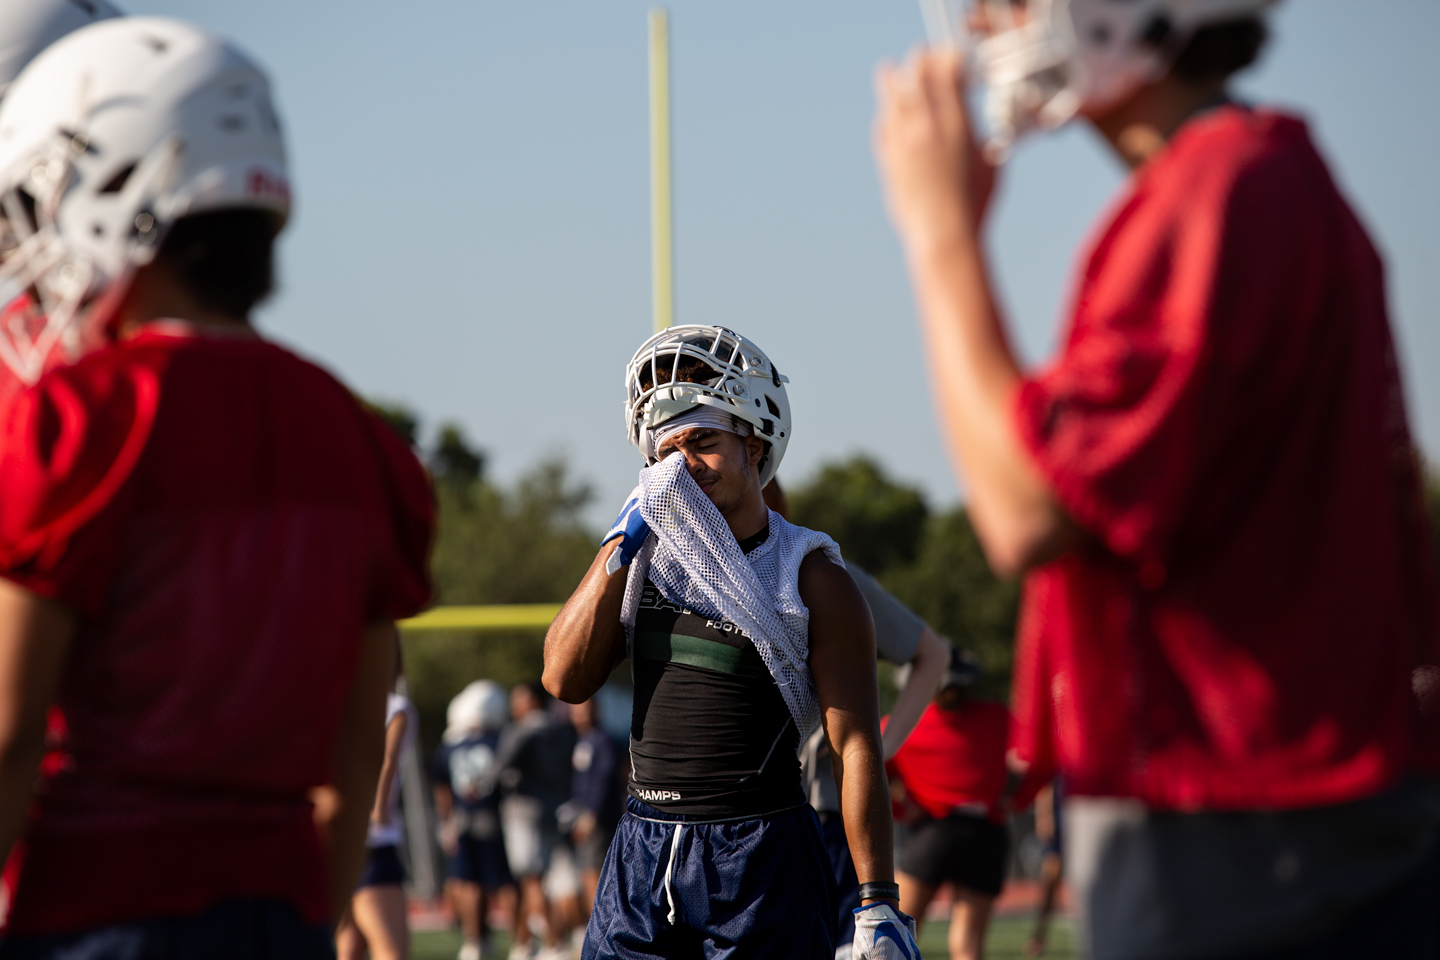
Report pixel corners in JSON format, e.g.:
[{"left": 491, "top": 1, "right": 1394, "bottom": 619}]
[{"left": 663, "top": 822, "right": 684, "bottom": 925}]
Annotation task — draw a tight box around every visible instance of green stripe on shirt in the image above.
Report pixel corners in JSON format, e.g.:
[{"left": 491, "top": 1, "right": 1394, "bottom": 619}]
[{"left": 634, "top": 631, "right": 771, "bottom": 680}]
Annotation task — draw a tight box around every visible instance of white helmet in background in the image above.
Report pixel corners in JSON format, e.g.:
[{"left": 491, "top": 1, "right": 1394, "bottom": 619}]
[
  {"left": 927, "top": 0, "right": 1277, "bottom": 157},
  {"left": 624, "top": 325, "right": 792, "bottom": 488},
  {"left": 0, "top": 0, "right": 122, "bottom": 99},
  {"left": 444, "top": 680, "right": 510, "bottom": 743},
  {"left": 0, "top": 17, "right": 289, "bottom": 384}
]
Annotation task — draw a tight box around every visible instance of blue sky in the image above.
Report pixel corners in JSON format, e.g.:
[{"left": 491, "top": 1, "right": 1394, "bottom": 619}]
[{"left": 130, "top": 0, "right": 1440, "bottom": 524}]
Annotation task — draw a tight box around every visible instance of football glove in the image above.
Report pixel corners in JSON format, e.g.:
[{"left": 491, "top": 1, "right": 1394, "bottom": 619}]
[
  {"left": 852, "top": 903, "right": 921, "bottom": 960},
  {"left": 603, "top": 485, "right": 650, "bottom": 575}
]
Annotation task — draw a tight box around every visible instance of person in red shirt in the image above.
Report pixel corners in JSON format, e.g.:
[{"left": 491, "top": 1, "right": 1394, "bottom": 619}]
[
  {"left": 873, "top": 2, "right": 1440, "bottom": 958},
  {"left": 886, "top": 648, "right": 1024, "bottom": 960},
  {"left": 0, "top": 18, "right": 432, "bottom": 957}
]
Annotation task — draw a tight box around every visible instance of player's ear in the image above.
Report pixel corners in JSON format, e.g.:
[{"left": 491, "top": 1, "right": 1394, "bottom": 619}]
[{"left": 745, "top": 434, "right": 765, "bottom": 468}]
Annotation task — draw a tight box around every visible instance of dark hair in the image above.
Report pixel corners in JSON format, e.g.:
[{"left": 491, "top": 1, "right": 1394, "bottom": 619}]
[
  {"left": 1169, "top": 17, "right": 1269, "bottom": 84},
  {"left": 155, "top": 208, "right": 281, "bottom": 319},
  {"left": 638, "top": 354, "right": 719, "bottom": 392}
]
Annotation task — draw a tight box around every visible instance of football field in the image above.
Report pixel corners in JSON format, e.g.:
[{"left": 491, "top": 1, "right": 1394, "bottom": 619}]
[{"left": 411, "top": 915, "right": 1080, "bottom": 959}]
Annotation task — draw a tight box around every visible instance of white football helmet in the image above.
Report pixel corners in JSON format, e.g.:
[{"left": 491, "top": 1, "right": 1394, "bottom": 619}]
[
  {"left": 624, "top": 324, "right": 792, "bottom": 488},
  {"left": 444, "top": 680, "right": 510, "bottom": 743},
  {"left": 0, "top": 0, "right": 122, "bottom": 99},
  {"left": 922, "top": 0, "right": 1277, "bottom": 157},
  {"left": 0, "top": 17, "right": 289, "bottom": 384}
]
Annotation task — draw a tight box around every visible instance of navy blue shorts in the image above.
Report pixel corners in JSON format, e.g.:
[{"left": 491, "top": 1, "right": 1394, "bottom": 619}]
[
  {"left": 818, "top": 812, "right": 860, "bottom": 949},
  {"left": 357, "top": 844, "right": 406, "bottom": 888},
  {"left": 0, "top": 898, "right": 333, "bottom": 960},
  {"left": 450, "top": 834, "right": 514, "bottom": 890},
  {"left": 582, "top": 798, "right": 837, "bottom": 960}
]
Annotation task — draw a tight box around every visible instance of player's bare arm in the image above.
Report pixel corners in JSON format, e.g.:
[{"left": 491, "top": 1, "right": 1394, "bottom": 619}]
[
  {"left": 371, "top": 704, "right": 409, "bottom": 826},
  {"left": 803, "top": 552, "right": 897, "bottom": 905},
  {"left": 881, "top": 626, "right": 949, "bottom": 760},
  {"left": 325, "top": 620, "right": 397, "bottom": 922},
  {"left": 543, "top": 545, "right": 628, "bottom": 704},
  {"left": 873, "top": 50, "right": 1080, "bottom": 576},
  {"left": 0, "top": 581, "right": 74, "bottom": 865}
]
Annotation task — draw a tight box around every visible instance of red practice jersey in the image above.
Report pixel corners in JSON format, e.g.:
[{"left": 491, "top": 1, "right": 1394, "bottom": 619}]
[
  {"left": 1011, "top": 107, "right": 1440, "bottom": 811},
  {"left": 0, "top": 324, "right": 434, "bottom": 934},
  {"left": 885, "top": 701, "right": 1013, "bottom": 824}
]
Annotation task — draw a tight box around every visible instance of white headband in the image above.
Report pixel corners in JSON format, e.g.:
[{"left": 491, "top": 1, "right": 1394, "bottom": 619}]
[{"left": 645, "top": 406, "right": 752, "bottom": 462}]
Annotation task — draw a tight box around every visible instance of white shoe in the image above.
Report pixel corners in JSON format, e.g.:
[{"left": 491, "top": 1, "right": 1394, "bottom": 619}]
[
  {"left": 507, "top": 944, "right": 534, "bottom": 960},
  {"left": 457, "top": 943, "right": 481, "bottom": 960}
]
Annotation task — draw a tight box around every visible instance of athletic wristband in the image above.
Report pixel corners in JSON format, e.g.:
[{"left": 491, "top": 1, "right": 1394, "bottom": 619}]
[{"left": 858, "top": 881, "right": 900, "bottom": 903}]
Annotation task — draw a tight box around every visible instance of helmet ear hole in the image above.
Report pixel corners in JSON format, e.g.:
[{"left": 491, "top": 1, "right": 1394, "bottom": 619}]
[{"left": 1139, "top": 14, "right": 1174, "bottom": 49}]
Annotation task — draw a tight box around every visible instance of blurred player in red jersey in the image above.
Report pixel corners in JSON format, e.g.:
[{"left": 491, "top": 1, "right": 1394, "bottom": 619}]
[
  {"left": 886, "top": 648, "right": 1035, "bottom": 960},
  {"left": 874, "top": 1, "right": 1440, "bottom": 958},
  {"left": 0, "top": 0, "right": 121, "bottom": 413},
  {"left": 0, "top": 17, "right": 433, "bottom": 958}
]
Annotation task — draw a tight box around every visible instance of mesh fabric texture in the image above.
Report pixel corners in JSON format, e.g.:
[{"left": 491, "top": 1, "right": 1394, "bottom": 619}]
[{"left": 620, "top": 453, "right": 842, "bottom": 739}]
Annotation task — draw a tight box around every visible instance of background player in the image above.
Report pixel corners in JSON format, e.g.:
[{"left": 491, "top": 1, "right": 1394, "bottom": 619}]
[
  {"left": 557, "top": 697, "right": 626, "bottom": 945},
  {"left": 1023, "top": 780, "right": 1064, "bottom": 958},
  {"left": 544, "top": 326, "right": 919, "bottom": 960},
  {"left": 338, "top": 643, "right": 420, "bottom": 960},
  {"left": 0, "top": 16, "right": 432, "bottom": 955},
  {"left": 874, "top": 1, "right": 1440, "bottom": 956},
  {"left": 434, "top": 681, "right": 515, "bottom": 960},
  {"left": 886, "top": 650, "right": 1034, "bottom": 960},
  {"left": 494, "top": 682, "right": 575, "bottom": 960}
]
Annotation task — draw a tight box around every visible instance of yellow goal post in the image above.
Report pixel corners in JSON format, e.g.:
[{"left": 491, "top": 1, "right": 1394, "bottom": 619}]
[{"left": 398, "top": 603, "right": 563, "bottom": 632}]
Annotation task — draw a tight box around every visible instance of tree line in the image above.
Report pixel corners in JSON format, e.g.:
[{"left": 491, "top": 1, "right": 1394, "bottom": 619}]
[{"left": 371, "top": 401, "right": 1440, "bottom": 757}]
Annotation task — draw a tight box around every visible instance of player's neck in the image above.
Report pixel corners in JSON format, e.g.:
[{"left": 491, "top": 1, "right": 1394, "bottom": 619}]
[
  {"left": 112, "top": 258, "right": 257, "bottom": 339},
  {"left": 721, "top": 487, "right": 769, "bottom": 545},
  {"left": 1089, "top": 76, "right": 1231, "bottom": 170}
]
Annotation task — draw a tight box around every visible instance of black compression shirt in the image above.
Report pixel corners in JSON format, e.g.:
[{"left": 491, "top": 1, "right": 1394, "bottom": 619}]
[{"left": 627, "top": 525, "right": 802, "bottom": 817}]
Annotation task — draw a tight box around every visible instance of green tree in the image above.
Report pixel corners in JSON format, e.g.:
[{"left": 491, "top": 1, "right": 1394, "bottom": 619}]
[
  {"left": 787, "top": 456, "right": 929, "bottom": 577},
  {"left": 785, "top": 457, "right": 1021, "bottom": 701},
  {"left": 408, "top": 456, "right": 597, "bottom": 757},
  {"left": 362, "top": 398, "right": 420, "bottom": 446},
  {"left": 881, "top": 508, "right": 1021, "bottom": 701},
  {"left": 431, "top": 422, "right": 485, "bottom": 487}
]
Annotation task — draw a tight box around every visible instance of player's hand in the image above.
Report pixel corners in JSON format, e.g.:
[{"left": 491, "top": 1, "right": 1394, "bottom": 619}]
[
  {"left": 873, "top": 48, "right": 996, "bottom": 255},
  {"left": 438, "top": 815, "right": 462, "bottom": 857},
  {"left": 603, "top": 485, "right": 650, "bottom": 575},
  {"left": 853, "top": 902, "right": 922, "bottom": 959},
  {"left": 572, "top": 810, "right": 596, "bottom": 843}
]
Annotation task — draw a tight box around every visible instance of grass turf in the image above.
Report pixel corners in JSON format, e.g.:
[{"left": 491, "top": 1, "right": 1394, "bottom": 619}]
[{"left": 410, "top": 915, "right": 1079, "bottom": 959}]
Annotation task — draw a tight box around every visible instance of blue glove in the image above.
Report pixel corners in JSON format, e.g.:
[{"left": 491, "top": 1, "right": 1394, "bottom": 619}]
[
  {"left": 852, "top": 903, "right": 921, "bottom": 960},
  {"left": 603, "top": 485, "right": 650, "bottom": 575}
]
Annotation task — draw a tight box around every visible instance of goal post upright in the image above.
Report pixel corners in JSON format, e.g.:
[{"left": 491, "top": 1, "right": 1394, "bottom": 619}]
[{"left": 649, "top": 7, "right": 674, "bottom": 334}]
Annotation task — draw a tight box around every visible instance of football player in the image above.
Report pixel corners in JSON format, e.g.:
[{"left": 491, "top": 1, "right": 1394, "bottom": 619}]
[
  {"left": 434, "top": 682, "right": 516, "bottom": 960},
  {"left": 874, "top": 1, "right": 1440, "bottom": 957},
  {"left": 0, "top": 17, "right": 433, "bottom": 954},
  {"left": 544, "top": 326, "right": 920, "bottom": 960}
]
